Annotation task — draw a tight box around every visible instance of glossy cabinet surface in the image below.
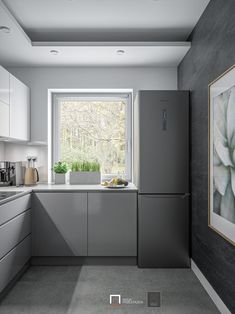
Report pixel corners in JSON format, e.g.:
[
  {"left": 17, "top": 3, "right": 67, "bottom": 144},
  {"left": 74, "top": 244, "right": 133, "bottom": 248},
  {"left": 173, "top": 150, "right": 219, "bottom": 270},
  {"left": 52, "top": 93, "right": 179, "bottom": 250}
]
[
  {"left": 0, "top": 65, "right": 10, "bottom": 105},
  {"left": 0, "top": 100, "right": 9, "bottom": 137},
  {"left": 88, "top": 193, "right": 137, "bottom": 256},
  {"left": 32, "top": 193, "right": 87, "bottom": 256},
  {"left": 10, "top": 74, "right": 30, "bottom": 141}
]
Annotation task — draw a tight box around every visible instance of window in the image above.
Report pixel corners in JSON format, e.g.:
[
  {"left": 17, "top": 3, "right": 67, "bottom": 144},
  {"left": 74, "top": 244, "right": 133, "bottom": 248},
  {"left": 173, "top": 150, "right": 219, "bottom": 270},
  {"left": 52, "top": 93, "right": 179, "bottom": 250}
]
[{"left": 53, "top": 92, "right": 132, "bottom": 180}]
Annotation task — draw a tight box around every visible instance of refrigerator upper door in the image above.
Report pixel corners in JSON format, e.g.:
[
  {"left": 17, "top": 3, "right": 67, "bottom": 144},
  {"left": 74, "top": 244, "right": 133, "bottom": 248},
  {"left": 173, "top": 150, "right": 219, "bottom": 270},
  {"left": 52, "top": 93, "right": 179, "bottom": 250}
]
[
  {"left": 138, "top": 194, "right": 190, "bottom": 268},
  {"left": 137, "top": 91, "right": 189, "bottom": 194}
]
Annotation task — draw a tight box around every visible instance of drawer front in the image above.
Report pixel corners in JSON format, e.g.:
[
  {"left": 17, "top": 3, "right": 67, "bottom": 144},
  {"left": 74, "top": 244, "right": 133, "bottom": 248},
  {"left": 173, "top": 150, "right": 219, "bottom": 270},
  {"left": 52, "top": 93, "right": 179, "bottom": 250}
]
[
  {"left": 0, "top": 194, "right": 31, "bottom": 226},
  {"left": 0, "top": 235, "right": 31, "bottom": 293},
  {"left": 0, "top": 210, "right": 31, "bottom": 260}
]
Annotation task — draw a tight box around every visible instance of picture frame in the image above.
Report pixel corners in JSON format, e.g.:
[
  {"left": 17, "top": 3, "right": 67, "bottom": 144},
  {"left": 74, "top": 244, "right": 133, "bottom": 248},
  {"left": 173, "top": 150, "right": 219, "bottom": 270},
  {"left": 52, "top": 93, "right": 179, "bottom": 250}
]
[{"left": 208, "top": 64, "right": 235, "bottom": 245}]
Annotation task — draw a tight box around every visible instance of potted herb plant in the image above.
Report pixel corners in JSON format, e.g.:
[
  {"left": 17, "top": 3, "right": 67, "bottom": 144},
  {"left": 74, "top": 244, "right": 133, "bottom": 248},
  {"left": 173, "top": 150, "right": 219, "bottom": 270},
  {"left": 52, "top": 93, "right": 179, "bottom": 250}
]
[
  {"left": 70, "top": 160, "right": 101, "bottom": 185},
  {"left": 53, "top": 161, "right": 69, "bottom": 184}
]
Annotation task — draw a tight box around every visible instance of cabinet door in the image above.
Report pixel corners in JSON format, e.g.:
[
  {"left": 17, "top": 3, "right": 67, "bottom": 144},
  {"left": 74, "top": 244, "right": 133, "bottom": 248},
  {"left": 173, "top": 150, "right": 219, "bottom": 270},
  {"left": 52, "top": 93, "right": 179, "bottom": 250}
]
[
  {"left": 138, "top": 195, "right": 190, "bottom": 268},
  {"left": 32, "top": 193, "right": 87, "bottom": 256},
  {"left": 0, "top": 66, "right": 10, "bottom": 105},
  {"left": 10, "top": 74, "right": 30, "bottom": 141},
  {"left": 88, "top": 193, "right": 137, "bottom": 256},
  {"left": 0, "top": 100, "right": 9, "bottom": 137}
]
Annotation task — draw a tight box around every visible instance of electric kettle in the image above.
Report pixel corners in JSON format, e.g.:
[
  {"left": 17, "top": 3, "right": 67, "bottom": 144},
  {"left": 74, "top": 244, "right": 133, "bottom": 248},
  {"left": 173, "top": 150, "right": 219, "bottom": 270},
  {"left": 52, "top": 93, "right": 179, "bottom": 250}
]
[{"left": 24, "top": 157, "right": 39, "bottom": 186}]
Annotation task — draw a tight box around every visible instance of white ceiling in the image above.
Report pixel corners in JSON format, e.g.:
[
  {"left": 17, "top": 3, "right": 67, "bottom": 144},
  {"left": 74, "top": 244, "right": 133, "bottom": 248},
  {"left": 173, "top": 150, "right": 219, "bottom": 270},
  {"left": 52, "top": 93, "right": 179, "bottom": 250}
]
[
  {"left": 0, "top": 0, "right": 210, "bottom": 67},
  {"left": 2, "top": 0, "right": 210, "bottom": 42}
]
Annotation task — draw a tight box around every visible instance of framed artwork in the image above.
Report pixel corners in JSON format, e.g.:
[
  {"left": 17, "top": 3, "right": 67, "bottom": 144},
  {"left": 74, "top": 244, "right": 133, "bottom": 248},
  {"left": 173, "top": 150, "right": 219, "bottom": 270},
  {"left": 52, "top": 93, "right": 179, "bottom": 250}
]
[{"left": 209, "top": 64, "right": 235, "bottom": 245}]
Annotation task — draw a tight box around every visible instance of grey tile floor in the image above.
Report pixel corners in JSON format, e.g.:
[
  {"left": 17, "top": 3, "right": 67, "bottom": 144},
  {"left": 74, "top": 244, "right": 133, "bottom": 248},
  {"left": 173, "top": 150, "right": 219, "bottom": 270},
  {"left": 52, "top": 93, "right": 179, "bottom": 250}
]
[{"left": 0, "top": 266, "right": 219, "bottom": 314}]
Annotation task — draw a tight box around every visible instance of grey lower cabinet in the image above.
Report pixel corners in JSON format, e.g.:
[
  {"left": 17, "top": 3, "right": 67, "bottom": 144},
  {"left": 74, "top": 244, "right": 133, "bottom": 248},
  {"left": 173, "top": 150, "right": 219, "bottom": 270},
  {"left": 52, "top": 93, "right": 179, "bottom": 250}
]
[
  {"left": 0, "top": 210, "right": 31, "bottom": 260},
  {"left": 0, "top": 236, "right": 31, "bottom": 293},
  {"left": 0, "top": 194, "right": 31, "bottom": 294},
  {"left": 0, "top": 194, "right": 31, "bottom": 226},
  {"left": 32, "top": 193, "right": 87, "bottom": 256},
  {"left": 88, "top": 193, "right": 137, "bottom": 256}
]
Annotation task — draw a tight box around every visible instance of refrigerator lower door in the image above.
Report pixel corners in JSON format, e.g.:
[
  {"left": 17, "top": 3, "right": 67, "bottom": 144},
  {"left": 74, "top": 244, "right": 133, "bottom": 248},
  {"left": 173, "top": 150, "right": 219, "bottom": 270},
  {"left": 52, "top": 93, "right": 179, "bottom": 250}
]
[{"left": 138, "top": 194, "right": 190, "bottom": 268}]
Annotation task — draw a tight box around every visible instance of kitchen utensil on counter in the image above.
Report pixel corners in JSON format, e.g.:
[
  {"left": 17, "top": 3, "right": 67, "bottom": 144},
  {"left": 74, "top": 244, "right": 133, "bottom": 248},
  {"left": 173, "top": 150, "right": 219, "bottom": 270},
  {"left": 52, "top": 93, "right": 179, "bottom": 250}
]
[{"left": 24, "top": 156, "right": 39, "bottom": 186}]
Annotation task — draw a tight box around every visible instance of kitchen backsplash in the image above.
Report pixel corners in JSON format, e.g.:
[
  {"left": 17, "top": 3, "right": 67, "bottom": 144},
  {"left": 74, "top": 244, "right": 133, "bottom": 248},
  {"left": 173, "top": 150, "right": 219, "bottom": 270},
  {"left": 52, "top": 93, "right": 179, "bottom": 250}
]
[
  {"left": 0, "top": 142, "right": 48, "bottom": 182},
  {"left": 0, "top": 143, "right": 4, "bottom": 160}
]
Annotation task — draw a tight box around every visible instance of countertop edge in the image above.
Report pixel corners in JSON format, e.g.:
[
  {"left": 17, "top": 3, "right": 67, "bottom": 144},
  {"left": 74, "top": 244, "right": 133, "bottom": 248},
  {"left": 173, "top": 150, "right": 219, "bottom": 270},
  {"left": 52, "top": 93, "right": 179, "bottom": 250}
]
[
  {"left": 0, "top": 184, "right": 138, "bottom": 205},
  {"left": 0, "top": 190, "right": 32, "bottom": 206}
]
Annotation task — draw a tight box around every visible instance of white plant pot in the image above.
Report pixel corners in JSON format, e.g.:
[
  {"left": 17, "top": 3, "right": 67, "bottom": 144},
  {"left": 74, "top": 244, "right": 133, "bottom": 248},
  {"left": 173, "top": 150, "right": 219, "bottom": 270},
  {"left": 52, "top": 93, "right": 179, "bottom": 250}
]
[
  {"left": 54, "top": 173, "right": 66, "bottom": 184},
  {"left": 69, "top": 171, "right": 101, "bottom": 185}
]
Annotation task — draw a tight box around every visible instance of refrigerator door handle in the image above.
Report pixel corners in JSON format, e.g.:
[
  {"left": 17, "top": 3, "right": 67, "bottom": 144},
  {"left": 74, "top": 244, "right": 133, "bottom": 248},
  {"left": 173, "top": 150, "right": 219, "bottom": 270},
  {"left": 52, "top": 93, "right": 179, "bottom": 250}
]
[
  {"left": 142, "top": 193, "right": 190, "bottom": 199},
  {"left": 162, "top": 109, "right": 167, "bottom": 131}
]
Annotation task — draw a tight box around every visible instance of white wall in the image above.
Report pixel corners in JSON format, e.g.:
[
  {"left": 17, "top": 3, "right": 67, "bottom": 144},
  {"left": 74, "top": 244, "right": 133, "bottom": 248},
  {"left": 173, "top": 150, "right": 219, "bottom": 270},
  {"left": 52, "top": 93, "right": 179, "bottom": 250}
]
[
  {"left": 8, "top": 66, "right": 177, "bottom": 143},
  {"left": 0, "top": 142, "right": 5, "bottom": 160},
  {"left": 5, "top": 66, "right": 177, "bottom": 181},
  {"left": 3, "top": 143, "right": 48, "bottom": 182},
  {"left": 0, "top": 141, "right": 47, "bottom": 182}
]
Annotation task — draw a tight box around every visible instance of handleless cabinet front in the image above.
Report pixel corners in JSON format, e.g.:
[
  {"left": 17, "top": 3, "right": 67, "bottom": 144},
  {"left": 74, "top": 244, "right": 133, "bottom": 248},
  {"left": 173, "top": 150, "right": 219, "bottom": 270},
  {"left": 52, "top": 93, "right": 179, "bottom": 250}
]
[
  {"left": 0, "top": 66, "right": 10, "bottom": 137},
  {"left": 32, "top": 193, "right": 87, "bottom": 256},
  {"left": 0, "top": 101, "right": 9, "bottom": 137},
  {"left": 0, "top": 210, "right": 31, "bottom": 260},
  {"left": 10, "top": 74, "right": 30, "bottom": 141},
  {"left": 88, "top": 192, "right": 137, "bottom": 256},
  {"left": 0, "top": 66, "right": 10, "bottom": 105}
]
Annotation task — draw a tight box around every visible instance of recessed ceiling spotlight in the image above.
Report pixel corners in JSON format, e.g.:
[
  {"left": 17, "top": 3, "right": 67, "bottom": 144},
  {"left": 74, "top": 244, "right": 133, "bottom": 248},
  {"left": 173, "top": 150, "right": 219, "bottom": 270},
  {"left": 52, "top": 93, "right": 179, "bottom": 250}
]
[
  {"left": 117, "top": 49, "right": 125, "bottom": 55},
  {"left": 50, "top": 49, "right": 59, "bottom": 55},
  {"left": 0, "top": 26, "right": 11, "bottom": 34}
]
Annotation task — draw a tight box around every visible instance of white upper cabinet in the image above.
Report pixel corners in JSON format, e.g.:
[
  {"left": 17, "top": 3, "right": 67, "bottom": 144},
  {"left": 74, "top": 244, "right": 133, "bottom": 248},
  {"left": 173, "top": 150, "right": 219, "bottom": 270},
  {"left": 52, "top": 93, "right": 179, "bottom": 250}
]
[
  {"left": 0, "top": 66, "right": 10, "bottom": 105},
  {"left": 0, "top": 66, "right": 10, "bottom": 137},
  {"left": 0, "top": 101, "right": 9, "bottom": 137},
  {"left": 0, "top": 66, "right": 30, "bottom": 141},
  {"left": 9, "top": 74, "right": 30, "bottom": 141}
]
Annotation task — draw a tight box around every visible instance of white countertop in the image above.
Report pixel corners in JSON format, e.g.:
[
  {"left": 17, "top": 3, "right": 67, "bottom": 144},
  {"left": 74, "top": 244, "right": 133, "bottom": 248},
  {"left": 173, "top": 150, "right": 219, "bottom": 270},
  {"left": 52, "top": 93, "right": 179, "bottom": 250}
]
[
  {"left": 0, "top": 182, "right": 137, "bottom": 193},
  {"left": 0, "top": 183, "right": 137, "bottom": 205}
]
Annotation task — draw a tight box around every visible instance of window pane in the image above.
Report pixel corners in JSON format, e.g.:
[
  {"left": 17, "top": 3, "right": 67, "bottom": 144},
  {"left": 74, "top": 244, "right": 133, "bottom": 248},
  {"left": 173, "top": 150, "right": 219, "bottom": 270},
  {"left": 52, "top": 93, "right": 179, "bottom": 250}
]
[{"left": 59, "top": 99, "right": 127, "bottom": 176}]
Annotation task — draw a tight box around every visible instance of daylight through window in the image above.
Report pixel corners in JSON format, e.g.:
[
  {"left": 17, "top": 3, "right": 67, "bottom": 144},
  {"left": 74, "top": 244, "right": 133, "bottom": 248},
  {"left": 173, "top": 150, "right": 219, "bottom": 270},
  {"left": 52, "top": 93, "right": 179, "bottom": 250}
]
[{"left": 53, "top": 94, "right": 132, "bottom": 180}]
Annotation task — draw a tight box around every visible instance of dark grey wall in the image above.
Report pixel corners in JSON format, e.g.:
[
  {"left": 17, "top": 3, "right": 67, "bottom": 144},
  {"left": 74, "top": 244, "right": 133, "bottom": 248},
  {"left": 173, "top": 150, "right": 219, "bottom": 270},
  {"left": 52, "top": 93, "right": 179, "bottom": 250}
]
[{"left": 178, "top": 0, "right": 235, "bottom": 312}]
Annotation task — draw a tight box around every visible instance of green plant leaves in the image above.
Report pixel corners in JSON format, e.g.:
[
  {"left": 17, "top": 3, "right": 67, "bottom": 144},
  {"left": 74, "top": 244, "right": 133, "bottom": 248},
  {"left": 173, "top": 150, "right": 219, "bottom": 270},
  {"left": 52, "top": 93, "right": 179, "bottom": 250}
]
[
  {"left": 71, "top": 160, "right": 100, "bottom": 172},
  {"left": 53, "top": 161, "right": 69, "bottom": 174}
]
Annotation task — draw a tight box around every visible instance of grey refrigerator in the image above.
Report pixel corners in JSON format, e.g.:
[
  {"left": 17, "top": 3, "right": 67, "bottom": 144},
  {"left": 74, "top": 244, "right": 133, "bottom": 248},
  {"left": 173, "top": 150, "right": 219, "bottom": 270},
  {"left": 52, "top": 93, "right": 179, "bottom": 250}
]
[{"left": 134, "top": 90, "right": 190, "bottom": 268}]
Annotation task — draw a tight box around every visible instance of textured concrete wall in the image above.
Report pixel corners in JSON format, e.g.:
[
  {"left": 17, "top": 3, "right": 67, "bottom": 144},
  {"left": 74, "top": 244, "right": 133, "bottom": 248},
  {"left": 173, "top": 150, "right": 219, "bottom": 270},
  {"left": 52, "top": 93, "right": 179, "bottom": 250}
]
[{"left": 178, "top": 0, "right": 235, "bottom": 312}]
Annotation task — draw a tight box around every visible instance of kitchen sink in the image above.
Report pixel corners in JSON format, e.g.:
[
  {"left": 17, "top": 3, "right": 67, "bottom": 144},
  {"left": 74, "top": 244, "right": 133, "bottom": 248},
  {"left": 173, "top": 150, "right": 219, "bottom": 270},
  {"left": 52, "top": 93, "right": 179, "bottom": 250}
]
[{"left": 0, "top": 191, "right": 22, "bottom": 201}]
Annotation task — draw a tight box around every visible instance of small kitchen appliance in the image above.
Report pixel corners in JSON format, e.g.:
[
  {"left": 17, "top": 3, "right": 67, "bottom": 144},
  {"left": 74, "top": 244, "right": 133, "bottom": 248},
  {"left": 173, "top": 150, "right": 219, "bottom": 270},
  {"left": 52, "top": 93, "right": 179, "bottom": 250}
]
[{"left": 0, "top": 161, "right": 24, "bottom": 186}]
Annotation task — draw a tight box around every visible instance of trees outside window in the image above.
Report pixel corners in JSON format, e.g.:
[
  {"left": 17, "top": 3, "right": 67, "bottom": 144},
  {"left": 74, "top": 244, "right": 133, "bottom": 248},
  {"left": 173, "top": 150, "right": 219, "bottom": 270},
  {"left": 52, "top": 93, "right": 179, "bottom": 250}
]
[{"left": 53, "top": 94, "right": 132, "bottom": 180}]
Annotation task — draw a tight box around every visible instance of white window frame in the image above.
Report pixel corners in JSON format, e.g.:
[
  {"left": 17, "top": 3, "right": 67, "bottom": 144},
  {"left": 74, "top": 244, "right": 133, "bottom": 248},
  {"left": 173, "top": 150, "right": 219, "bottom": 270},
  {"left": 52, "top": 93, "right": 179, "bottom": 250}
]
[{"left": 51, "top": 90, "right": 133, "bottom": 181}]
